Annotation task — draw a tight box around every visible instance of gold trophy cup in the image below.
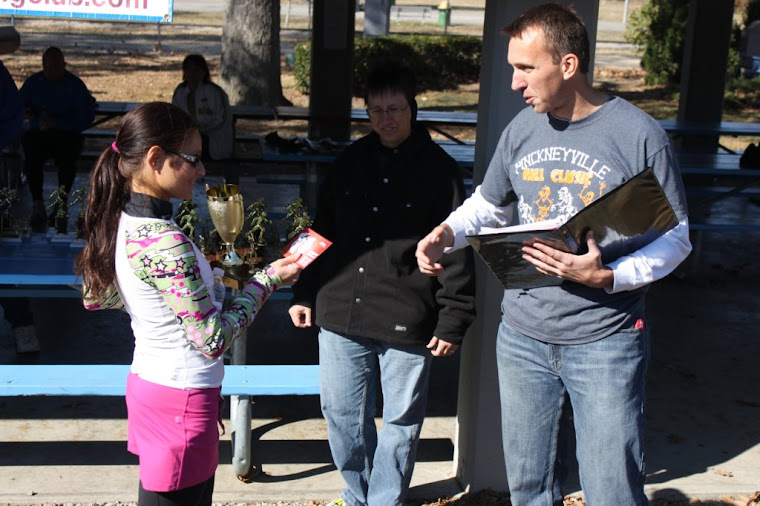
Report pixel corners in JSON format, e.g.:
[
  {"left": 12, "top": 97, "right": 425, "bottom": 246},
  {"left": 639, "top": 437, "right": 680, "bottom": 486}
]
[{"left": 206, "top": 183, "right": 245, "bottom": 273}]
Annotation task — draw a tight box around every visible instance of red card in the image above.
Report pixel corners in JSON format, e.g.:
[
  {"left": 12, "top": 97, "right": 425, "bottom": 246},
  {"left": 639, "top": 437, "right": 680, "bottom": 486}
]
[{"left": 282, "top": 228, "right": 332, "bottom": 268}]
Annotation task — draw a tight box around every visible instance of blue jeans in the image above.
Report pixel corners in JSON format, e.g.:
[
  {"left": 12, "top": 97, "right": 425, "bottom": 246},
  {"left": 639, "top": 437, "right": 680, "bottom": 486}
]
[
  {"left": 319, "top": 328, "right": 433, "bottom": 506},
  {"left": 496, "top": 321, "right": 650, "bottom": 506}
]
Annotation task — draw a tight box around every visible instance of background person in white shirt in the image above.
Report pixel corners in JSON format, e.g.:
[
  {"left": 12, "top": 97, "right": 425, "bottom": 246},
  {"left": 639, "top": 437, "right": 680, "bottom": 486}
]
[{"left": 172, "top": 54, "right": 234, "bottom": 160}]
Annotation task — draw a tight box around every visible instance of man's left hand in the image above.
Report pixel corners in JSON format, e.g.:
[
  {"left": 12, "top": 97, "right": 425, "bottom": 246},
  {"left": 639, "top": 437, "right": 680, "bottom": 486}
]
[
  {"left": 522, "top": 230, "right": 614, "bottom": 289},
  {"left": 427, "top": 336, "right": 459, "bottom": 357}
]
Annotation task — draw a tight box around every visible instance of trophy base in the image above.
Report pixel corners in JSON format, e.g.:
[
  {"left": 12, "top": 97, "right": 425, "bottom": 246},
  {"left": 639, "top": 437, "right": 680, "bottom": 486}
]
[
  {"left": 210, "top": 260, "right": 253, "bottom": 290},
  {"left": 221, "top": 250, "right": 242, "bottom": 265}
]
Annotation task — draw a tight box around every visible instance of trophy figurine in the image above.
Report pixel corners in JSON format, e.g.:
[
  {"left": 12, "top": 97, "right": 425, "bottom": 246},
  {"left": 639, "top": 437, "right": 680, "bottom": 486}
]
[{"left": 205, "top": 183, "right": 247, "bottom": 279}]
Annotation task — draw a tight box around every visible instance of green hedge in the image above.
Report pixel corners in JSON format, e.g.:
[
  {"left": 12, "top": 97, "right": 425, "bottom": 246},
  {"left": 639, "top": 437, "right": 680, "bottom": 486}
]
[
  {"left": 624, "top": 0, "right": 759, "bottom": 88},
  {"left": 624, "top": 0, "right": 690, "bottom": 86},
  {"left": 293, "top": 35, "right": 482, "bottom": 96}
]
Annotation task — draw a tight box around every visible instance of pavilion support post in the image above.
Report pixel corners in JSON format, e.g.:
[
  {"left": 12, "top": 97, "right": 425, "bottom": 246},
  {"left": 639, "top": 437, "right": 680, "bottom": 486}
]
[
  {"left": 677, "top": 0, "right": 734, "bottom": 152},
  {"left": 308, "top": 0, "right": 356, "bottom": 142}
]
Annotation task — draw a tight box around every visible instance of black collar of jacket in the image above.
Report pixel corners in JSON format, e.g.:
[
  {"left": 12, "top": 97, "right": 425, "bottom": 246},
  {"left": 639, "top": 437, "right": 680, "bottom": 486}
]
[{"left": 124, "top": 192, "right": 174, "bottom": 220}]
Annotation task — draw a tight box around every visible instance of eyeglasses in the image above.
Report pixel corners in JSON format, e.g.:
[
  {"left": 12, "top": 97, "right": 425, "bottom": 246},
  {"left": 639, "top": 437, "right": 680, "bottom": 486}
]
[
  {"left": 366, "top": 105, "right": 409, "bottom": 120},
  {"left": 162, "top": 147, "right": 202, "bottom": 167}
]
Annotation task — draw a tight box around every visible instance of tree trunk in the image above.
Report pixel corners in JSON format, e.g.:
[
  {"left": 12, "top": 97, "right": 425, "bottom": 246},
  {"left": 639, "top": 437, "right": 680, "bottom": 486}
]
[{"left": 219, "top": 0, "right": 289, "bottom": 106}]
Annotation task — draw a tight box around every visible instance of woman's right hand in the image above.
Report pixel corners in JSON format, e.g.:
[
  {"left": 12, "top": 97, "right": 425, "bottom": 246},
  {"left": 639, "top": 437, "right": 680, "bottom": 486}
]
[{"left": 269, "top": 255, "right": 302, "bottom": 287}]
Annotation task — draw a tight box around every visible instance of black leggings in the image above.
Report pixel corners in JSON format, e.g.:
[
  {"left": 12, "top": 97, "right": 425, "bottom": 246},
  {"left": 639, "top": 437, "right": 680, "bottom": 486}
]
[{"left": 138, "top": 475, "right": 214, "bottom": 506}]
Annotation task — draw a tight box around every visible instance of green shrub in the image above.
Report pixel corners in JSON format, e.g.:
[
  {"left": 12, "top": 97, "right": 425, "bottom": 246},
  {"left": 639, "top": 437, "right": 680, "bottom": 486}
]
[
  {"left": 726, "top": 22, "right": 743, "bottom": 83},
  {"left": 625, "top": 0, "right": 760, "bottom": 113},
  {"left": 403, "top": 35, "right": 482, "bottom": 90},
  {"left": 293, "top": 42, "right": 311, "bottom": 93},
  {"left": 625, "top": 0, "right": 690, "bottom": 87},
  {"left": 723, "top": 0, "right": 760, "bottom": 108},
  {"left": 353, "top": 37, "right": 422, "bottom": 96},
  {"left": 293, "top": 35, "right": 482, "bottom": 96}
]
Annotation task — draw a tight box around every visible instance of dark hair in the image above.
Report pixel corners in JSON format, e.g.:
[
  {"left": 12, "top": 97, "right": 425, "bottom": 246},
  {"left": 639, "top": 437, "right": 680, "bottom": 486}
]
[
  {"left": 182, "top": 54, "right": 211, "bottom": 83},
  {"left": 502, "top": 3, "right": 591, "bottom": 75},
  {"left": 365, "top": 62, "right": 418, "bottom": 120},
  {"left": 42, "top": 46, "right": 64, "bottom": 62},
  {"left": 75, "top": 102, "right": 197, "bottom": 299}
]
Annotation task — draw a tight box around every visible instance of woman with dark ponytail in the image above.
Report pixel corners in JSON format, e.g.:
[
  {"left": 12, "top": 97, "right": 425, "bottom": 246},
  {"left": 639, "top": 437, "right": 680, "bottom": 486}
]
[{"left": 75, "top": 102, "right": 301, "bottom": 506}]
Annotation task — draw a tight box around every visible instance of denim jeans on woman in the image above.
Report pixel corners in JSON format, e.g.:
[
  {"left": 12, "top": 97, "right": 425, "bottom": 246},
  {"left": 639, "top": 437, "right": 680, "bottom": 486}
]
[
  {"left": 319, "top": 328, "right": 433, "bottom": 506},
  {"left": 496, "top": 321, "right": 650, "bottom": 506}
]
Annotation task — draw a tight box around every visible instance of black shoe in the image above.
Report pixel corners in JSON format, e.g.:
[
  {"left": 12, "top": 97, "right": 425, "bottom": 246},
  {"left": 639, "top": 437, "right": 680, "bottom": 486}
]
[
  {"left": 740, "top": 143, "right": 760, "bottom": 168},
  {"left": 14, "top": 325, "right": 40, "bottom": 354}
]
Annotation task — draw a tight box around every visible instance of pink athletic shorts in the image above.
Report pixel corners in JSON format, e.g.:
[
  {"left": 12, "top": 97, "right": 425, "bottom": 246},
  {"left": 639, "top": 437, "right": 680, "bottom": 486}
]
[{"left": 126, "top": 372, "right": 221, "bottom": 492}]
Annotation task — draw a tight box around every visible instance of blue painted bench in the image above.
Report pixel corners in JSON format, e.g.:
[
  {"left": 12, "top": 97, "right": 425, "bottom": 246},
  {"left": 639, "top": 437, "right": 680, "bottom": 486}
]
[
  {"left": 92, "top": 102, "right": 480, "bottom": 146},
  {"left": 96, "top": 103, "right": 760, "bottom": 147},
  {"left": 0, "top": 364, "right": 320, "bottom": 397},
  {"left": 0, "top": 363, "right": 320, "bottom": 480},
  {"left": 659, "top": 120, "right": 760, "bottom": 138},
  {"left": 257, "top": 138, "right": 474, "bottom": 169},
  {"left": 679, "top": 152, "right": 760, "bottom": 211}
]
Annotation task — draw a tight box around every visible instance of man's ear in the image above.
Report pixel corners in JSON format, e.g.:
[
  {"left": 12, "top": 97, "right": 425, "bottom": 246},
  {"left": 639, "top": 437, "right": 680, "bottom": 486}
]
[{"left": 561, "top": 53, "right": 579, "bottom": 80}]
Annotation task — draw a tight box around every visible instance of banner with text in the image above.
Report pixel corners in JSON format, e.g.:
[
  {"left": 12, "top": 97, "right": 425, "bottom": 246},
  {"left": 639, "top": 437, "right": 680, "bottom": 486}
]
[{"left": 0, "top": 0, "right": 173, "bottom": 23}]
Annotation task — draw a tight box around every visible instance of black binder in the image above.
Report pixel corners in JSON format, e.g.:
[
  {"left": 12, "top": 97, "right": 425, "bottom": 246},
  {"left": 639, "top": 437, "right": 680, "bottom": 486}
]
[{"left": 466, "top": 167, "right": 679, "bottom": 289}]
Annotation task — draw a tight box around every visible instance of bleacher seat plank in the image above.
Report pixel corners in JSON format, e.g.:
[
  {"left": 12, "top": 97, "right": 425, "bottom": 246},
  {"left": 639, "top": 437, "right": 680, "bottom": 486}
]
[
  {"left": 96, "top": 102, "right": 760, "bottom": 137},
  {"left": 659, "top": 120, "right": 760, "bottom": 137},
  {"left": 0, "top": 364, "right": 320, "bottom": 397}
]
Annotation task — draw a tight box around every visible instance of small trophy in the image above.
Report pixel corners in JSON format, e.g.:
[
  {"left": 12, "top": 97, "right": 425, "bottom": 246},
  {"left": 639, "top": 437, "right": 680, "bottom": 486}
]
[{"left": 205, "top": 183, "right": 248, "bottom": 281}]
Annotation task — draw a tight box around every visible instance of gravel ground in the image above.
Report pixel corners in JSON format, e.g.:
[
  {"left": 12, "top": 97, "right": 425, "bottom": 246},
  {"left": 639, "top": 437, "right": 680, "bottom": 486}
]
[{"left": 6, "top": 491, "right": 760, "bottom": 506}]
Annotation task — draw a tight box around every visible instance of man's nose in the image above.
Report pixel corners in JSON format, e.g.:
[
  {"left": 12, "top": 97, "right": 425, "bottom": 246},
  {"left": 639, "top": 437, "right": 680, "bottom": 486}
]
[{"left": 511, "top": 71, "right": 524, "bottom": 91}]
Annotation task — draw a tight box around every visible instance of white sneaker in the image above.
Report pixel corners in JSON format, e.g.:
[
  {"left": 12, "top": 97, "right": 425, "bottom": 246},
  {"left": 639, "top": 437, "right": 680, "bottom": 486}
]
[{"left": 14, "top": 325, "right": 40, "bottom": 353}]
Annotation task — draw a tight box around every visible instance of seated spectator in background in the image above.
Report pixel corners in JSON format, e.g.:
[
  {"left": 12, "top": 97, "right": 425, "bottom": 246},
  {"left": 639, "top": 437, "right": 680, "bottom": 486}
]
[
  {"left": 0, "top": 60, "right": 22, "bottom": 155},
  {"left": 172, "top": 54, "right": 234, "bottom": 161},
  {"left": 1, "top": 55, "right": 39, "bottom": 354},
  {"left": 20, "top": 46, "right": 96, "bottom": 232},
  {"left": 0, "top": 57, "right": 23, "bottom": 189}
]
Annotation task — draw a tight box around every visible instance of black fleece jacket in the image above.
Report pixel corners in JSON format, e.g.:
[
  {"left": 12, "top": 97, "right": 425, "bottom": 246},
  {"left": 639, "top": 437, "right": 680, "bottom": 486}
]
[{"left": 291, "top": 125, "right": 476, "bottom": 345}]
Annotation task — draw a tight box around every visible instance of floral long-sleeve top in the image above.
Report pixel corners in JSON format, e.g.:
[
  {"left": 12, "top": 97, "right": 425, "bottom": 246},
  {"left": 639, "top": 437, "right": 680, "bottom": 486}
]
[{"left": 83, "top": 192, "right": 282, "bottom": 389}]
